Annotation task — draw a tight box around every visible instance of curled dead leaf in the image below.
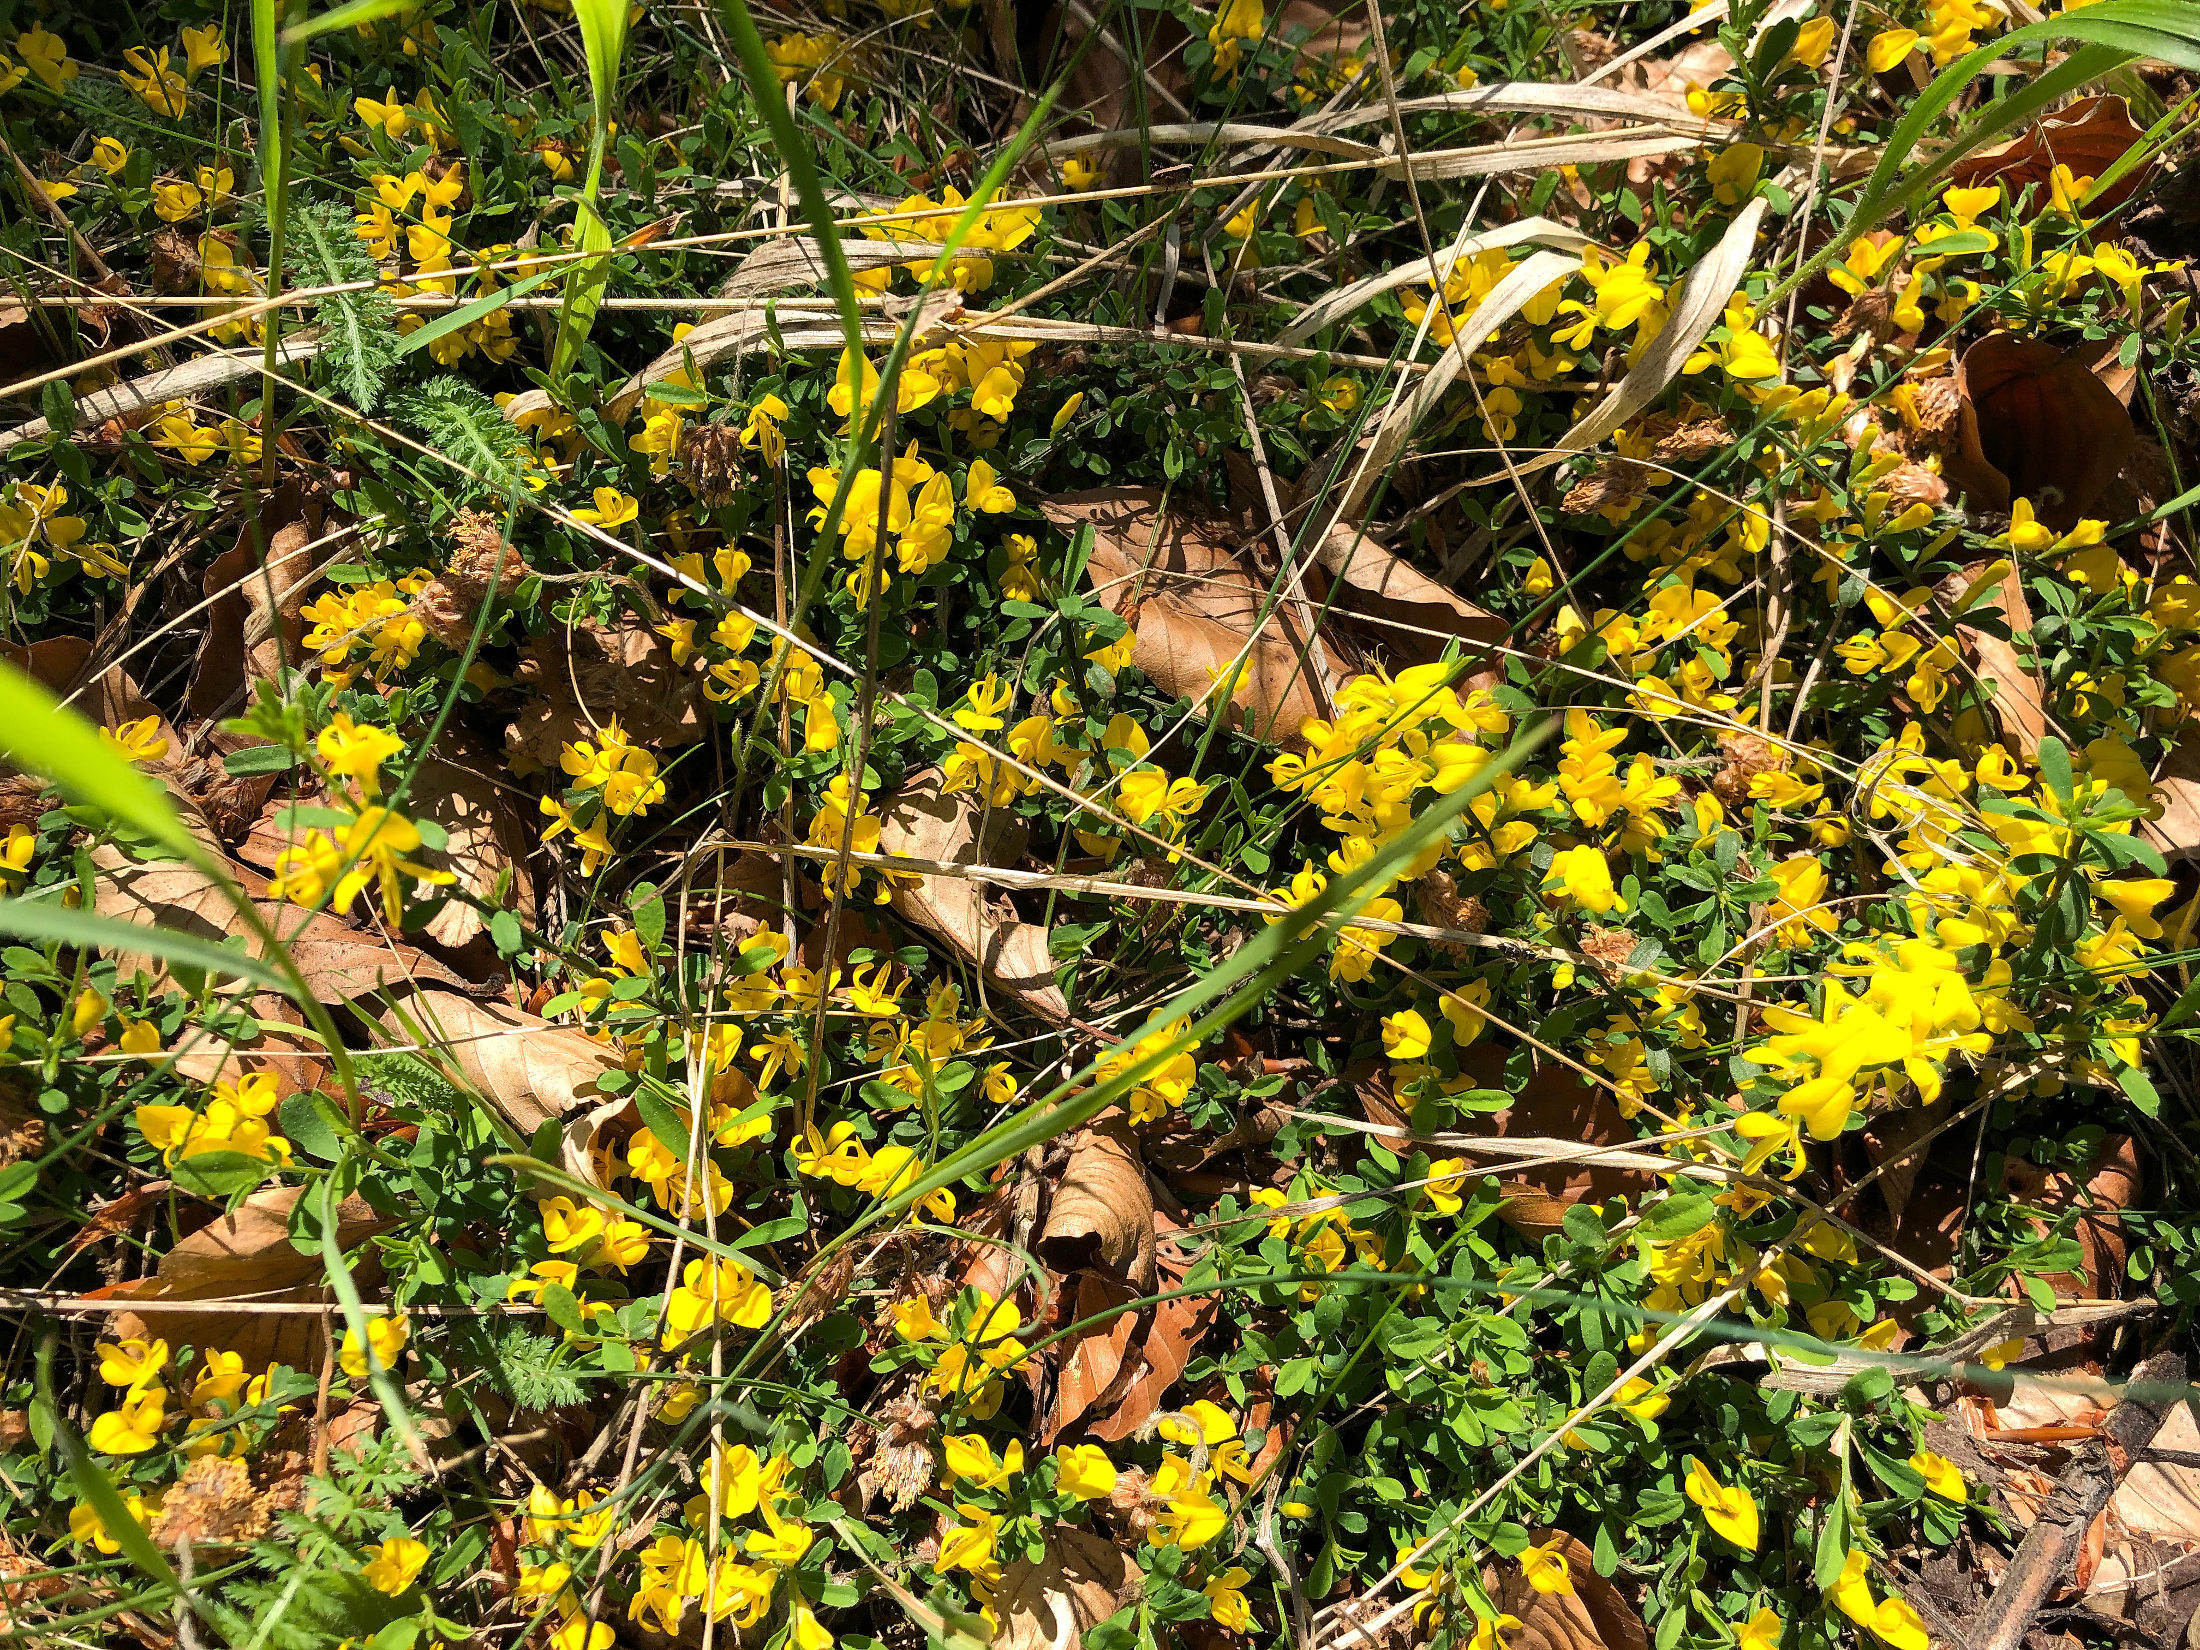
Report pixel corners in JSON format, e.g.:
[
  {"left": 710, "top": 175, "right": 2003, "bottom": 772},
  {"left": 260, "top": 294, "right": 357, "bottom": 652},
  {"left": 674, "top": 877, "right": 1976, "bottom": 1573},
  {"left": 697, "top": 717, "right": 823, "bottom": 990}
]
[
  {"left": 377, "top": 992, "right": 623, "bottom": 1143},
  {"left": 878, "top": 769, "right": 1070, "bottom": 1023},
  {"left": 407, "top": 732, "right": 537, "bottom": 952},
  {"left": 1947, "top": 95, "right": 2156, "bottom": 215},
  {"left": 507, "top": 620, "right": 707, "bottom": 766},
  {"left": 1945, "top": 333, "right": 2136, "bottom": 528},
  {"left": 185, "top": 484, "right": 345, "bottom": 718},
  {"left": 992, "top": 1524, "right": 1140, "bottom": 1650},
  {"left": 110, "top": 1183, "right": 394, "bottom": 1371},
  {"left": 1040, "top": 1115, "right": 1158, "bottom": 1289},
  {"left": 1485, "top": 1532, "right": 1649, "bottom": 1650},
  {"left": 1049, "top": 486, "right": 1335, "bottom": 748}
]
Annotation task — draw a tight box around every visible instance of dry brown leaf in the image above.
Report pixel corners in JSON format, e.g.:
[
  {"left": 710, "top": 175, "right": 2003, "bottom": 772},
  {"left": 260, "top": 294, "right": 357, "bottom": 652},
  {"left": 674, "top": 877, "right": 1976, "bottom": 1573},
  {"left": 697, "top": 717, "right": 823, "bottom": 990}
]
[
  {"left": 1047, "top": 487, "right": 1336, "bottom": 746},
  {"left": 507, "top": 620, "right": 707, "bottom": 765},
  {"left": 991, "top": 1524, "right": 1140, "bottom": 1650},
  {"left": 1043, "top": 1270, "right": 1143, "bottom": 1443},
  {"left": 110, "top": 1183, "right": 394, "bottom": 1371},
  {"left": 376, "top": 992, "right": 621, "bottom": 1142},
  {"left": 2144, "top": 732, "right": 2200, "bottom": 861},
  {"left": 1372, "top": 1054, "right": 1657, "bottom": 1237},
  {"left": 1946, "top": 333, "right": 2136, "bottom": 529},
  {"left": 409, "top": 731, "right": 537, "bottom": 952},
  {"left": 92, "top": 836, "right": 469, "bottom": 1003},
  {"left": 1486, "top": 1532, "right": 1650, "bottom": 1650},
  {"left": 2004, "top": 1133, "right": 2137, "bottom": 1302},
  {"left": 1945, "top": 559, "right": 2048, "bottom": 759},
  {"left": 1040, "top": 1115, "right": 1158, "bottom": 1289},
  {"left": 185, "top": 483, "right": 344, "bottom": 717},
  {"left": 878, "top": 769, "right": 1070, "bottom": 1023},
  {"left": 1312, "top": 522, "right": 1508, "bottom": 674},
  {"left": 1947, "top": 95, "right": 2156, "bottom": 215},
  {"left": 1088, "top": 1209, "right": 1212, "bottom": 1441}
]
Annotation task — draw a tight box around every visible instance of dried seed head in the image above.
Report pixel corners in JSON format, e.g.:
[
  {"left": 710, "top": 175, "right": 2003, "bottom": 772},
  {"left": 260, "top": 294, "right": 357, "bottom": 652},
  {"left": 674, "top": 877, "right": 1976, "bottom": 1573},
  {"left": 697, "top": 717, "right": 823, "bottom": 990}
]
[
  {"left": 683, "top": 420, "right": 745, "bottom": 506},
  {"left": 1710, "top": 732, "right": 1788, "bottom": 809}
]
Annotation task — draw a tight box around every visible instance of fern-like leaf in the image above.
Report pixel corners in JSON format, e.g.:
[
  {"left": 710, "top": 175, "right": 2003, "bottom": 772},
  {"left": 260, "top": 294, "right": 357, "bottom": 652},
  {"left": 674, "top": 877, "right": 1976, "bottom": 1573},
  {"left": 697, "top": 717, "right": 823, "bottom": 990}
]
[
  {"left": 389, "top": 377, "right": 531, "bottom": 497},
  {"left": 287, "top": 198, "right": 401, "bottom": 413}
]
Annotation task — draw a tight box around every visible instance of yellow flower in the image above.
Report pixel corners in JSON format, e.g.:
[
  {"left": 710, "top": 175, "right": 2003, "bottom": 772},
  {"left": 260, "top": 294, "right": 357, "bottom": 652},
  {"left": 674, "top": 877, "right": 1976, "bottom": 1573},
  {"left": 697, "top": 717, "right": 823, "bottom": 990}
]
[
  {"left": 1683, "top": 1458, "right": 1759, "bottom": 1551},
  {"left": 152, "top": 179, "right": 205, "bottom": 222},
  {"left": 97, "top": 1336, "right": 169, "bottom": 1390},
  {"left": 1521, "top": 1534, "right": 1574, "bottom": 1595},
  {"left": 1706, "top": 143, "right": 1763, "bottom": 207},
  {"left": 573, "top": 486, "right": 639, "bottom": 529},
  {"left": 70, "top": 1489, "right": 151, "bottom": 1554},
  {"left": 180, "top": 24, "right": 229, "bottom": 79},
  {"left": 1543, "top": 845, "right": 1626, "bottom": 914},
  {"left": 120, "top": 47, "right": 188, "bottom": 116},
  {"left": 1865, "top": 28, "right": 1920, "bottom": 71},
  {"left": 935, "top": 1504, "right": 1001, "bottom": 1576},
  {"left": 1061, "top": 155, "right": 1101, "bottom": 191},
  {"left": 965, "top": 457, "right": 1017, "bottom": 513},
  {"left": 1735, "top": 1606, "right": 1782, "bottom": 1650},
  {"left": 1382, "top": 1009, "right": 1432, "bottom": 1062},
  {"left": 356, "top": 86, "right": 412, "bottom": 140},
  {"left": 1205, "top": 1566, "right": 1254, "bottom": 1633},
  {"left": 1909, "top": 1449, "right": 1966, "bottom": 1502},
  {"left": 1469, "top": 1614, "right": 1524, "bottom": 1650},
  {"left": 17, "top": 27, "right": 74, "bottom": 90},
  {"left": 101, "top": 715, "right": 169, "bottom": 765},
  {"left": 362, "top": 1535, "right": 430, "bottom": 1595},
  {"left": 90, "top": 138, "right": 130, "bottom": 176},
  {"left": 1051, "top": 391, "right": 1085, "bottom": 435},
  {"left": 88, "top": 1386, "right": 166, "bottom": 1454},
  {"left": 339, "top": 1313, "right": 410, "bottom": 1379},
  {"left": 1053, "top": 1443, "right": 1118, "bottom": 1499}
]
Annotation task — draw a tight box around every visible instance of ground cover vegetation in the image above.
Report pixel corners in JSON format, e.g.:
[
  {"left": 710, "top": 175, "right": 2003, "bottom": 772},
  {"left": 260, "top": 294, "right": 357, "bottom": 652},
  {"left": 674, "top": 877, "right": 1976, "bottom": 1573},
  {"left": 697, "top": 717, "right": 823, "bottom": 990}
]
[{"left": 2, "top": 0, "right": 2200, "bottom": 1645}]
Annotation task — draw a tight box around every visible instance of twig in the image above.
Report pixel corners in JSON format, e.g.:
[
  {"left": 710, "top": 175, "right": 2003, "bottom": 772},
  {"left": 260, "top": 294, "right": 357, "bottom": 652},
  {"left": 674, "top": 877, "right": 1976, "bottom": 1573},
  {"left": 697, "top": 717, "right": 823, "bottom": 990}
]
[{"left": 1969, "top": 1349, "right": 2191, "bottom": 1650}]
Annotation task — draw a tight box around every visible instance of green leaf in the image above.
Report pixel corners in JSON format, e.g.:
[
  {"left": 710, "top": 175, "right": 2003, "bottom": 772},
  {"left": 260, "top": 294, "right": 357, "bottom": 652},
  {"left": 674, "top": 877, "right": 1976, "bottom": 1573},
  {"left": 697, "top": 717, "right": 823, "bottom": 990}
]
[
  {"left": 632, "top": 1083, "right": 696, "bottom": 1166},
  {"left": 550, "top": 198, "right": 615, "bottom": 386},
  {"left": 398, "top": 264, "right": 559, "bottom": 360},
  {"left": 172, "top": 1150, "right": 277, "bottom": 1199},
  {"left": 281, "top": 0, "right": 422, "bottom": 42},
  {"left": 1637, "top": 1193, "right": 1719, "bottom": 1241},
  {"left": 1813, "top": 1493, "right": 1848, "bottom": 1590},
  {"left": 2037, "top": 735, "right": 2075, "bottom": 806},
  {"left": 279, "top": 1092, "right": 347, "bottom": 1163},
  {"left": 223, "top": 744, "right": 300, "bottom": 777}
]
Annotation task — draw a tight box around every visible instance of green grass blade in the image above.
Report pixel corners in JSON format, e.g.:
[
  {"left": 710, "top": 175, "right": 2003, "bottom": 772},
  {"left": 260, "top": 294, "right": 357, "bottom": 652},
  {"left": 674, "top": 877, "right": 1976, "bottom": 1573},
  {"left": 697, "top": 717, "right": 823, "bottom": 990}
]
[
  {"left": 550, "top": 199, "right": 615, "bottom": 385},
  {"left": 400, "top": 264, "right": 559, "bottom": 359},
  {"left": 0, "top": 664, "right": 198, "bottom": 861},
  {"left": 279, "top": 0, "right": 418, "bottom": 43},
  {"left": 0, "top": 899, "right": 288, "bottom": 992},
  {"left": 318, "top": 1171, "right": 429, "bottom": 1465},
  {"left": 35, "top": 1334, "right": 180, "bottom": 1593}
]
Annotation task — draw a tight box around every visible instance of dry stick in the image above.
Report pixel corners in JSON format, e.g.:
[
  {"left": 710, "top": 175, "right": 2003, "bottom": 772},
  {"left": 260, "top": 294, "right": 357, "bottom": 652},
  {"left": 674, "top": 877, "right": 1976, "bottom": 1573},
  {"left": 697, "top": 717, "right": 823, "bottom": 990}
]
[{"left": 1968, "top": 1348, "right": 2191, "bottom": 1650}]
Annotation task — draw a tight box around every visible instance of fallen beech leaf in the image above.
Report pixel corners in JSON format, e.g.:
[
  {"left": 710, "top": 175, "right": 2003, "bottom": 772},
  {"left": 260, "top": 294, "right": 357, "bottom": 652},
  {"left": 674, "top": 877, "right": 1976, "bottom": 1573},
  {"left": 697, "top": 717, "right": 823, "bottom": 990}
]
[
  {"left": 1947, "top": 95, "right": 2156, "bottom": 215},
  {"left": 184, "top": 483, "right": 343, "bottom": 717},
  {"left": 376, "top": 992, "right": 621, "bottom": 1142},
  {"left": 63, "top": 1180, "right": 173, "bottom": 1258},
  {"left": 991, "top": 1524, "right": 1139, "bottom": 1650},
  {"left": 92, "top": 837, "right": 469, "bottom": 1002},
  {"left": 110, "top": 1183, "right": 395, "bottom": 1371},
  {"left": 1040, "top": 1115, "right": 1158, "bottom": 1289},
  {"left": 1486, "top": 1531, "right": 1650, "bottom": 1650},
  {"left": 2003, "top": 1133, "right": 2137, "bottom": 1302},
  {"left": 1043, "top": 1269, "right": 1143, "bottom": 1443},
  {"left": 2142, "top": 732, "right": 2200, "bottom": 861},
  {"left": 507, "top": 621, "right": 707, "bottom": 765},
  {"left": 1945, "top": 333, "right": 2136, "bottom": 528},
  {"left": 409, "top": 731, "right": 537, "bottom": 952},
  {"left": 1311, "top": 521, "right": 1508, "bottom": 675},
  {"left": 1964, "top": 614, "right": 2048, "bottom": 761},
  {"left": 1048, "top": 486, "right": 1335, "bottom": 748},
  {"left": 1087, "top": 1209, "right": 1212, "bottom": 1441},
  {"left": 2098, "top": 1402, "right": 2200, "bottom": 1556},
  {"left": 878, "top": 769, "right": 1070, "bottom": 1023},
  {"left": 1396, "top": 1053, "right": 1657, "bottom": 1237}
]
